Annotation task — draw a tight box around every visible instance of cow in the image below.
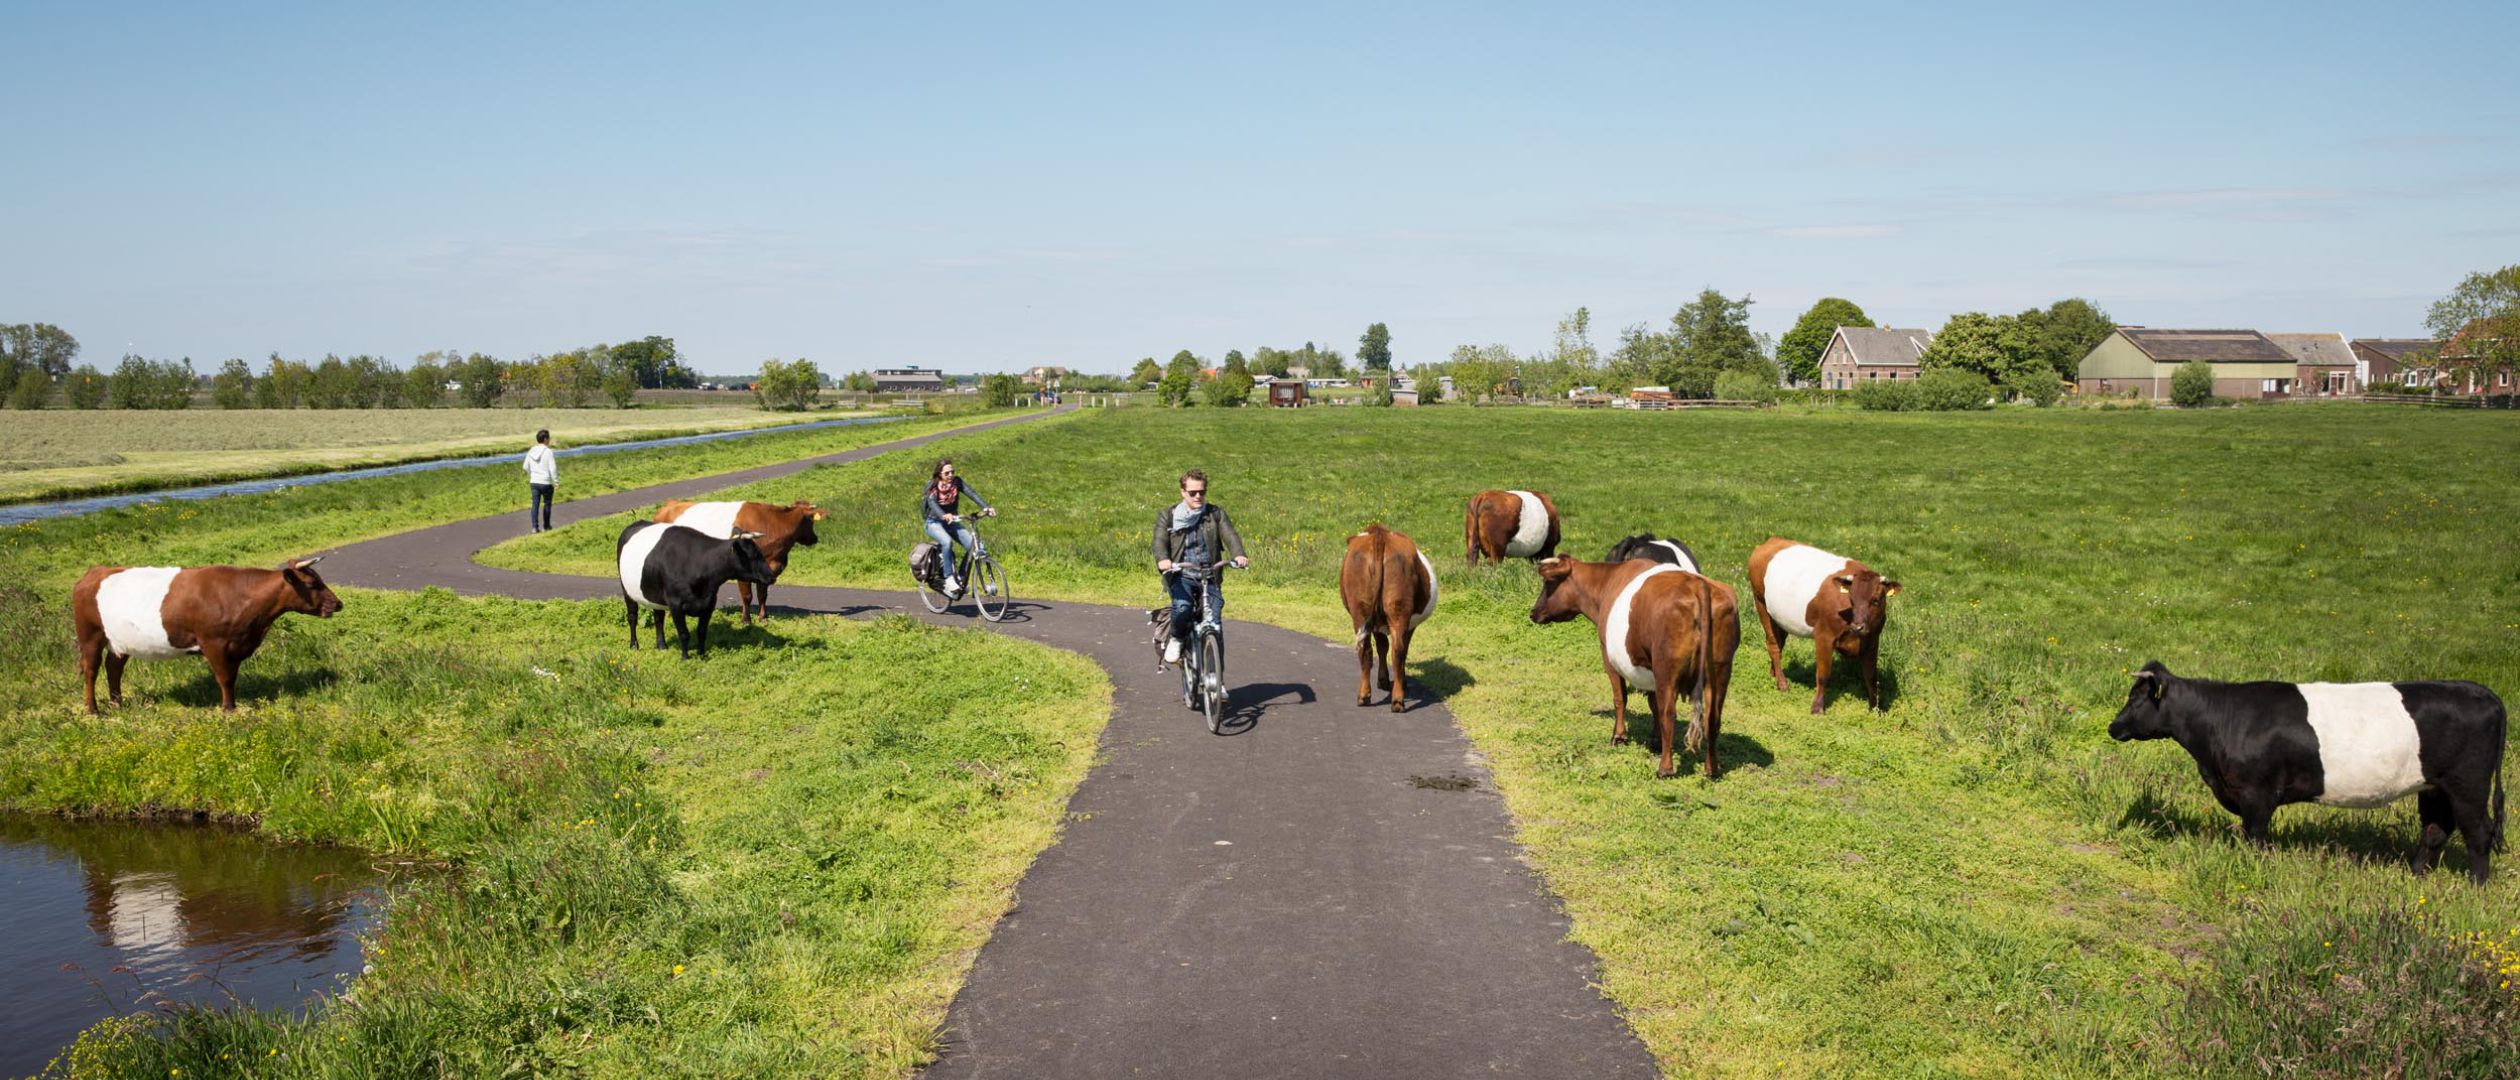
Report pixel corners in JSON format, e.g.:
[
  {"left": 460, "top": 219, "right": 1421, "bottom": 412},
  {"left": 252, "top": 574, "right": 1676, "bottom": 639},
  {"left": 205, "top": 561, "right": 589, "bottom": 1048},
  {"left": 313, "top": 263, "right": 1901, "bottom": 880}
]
[
  {"left": 1529, "top": 555, "right": 1739, "bottom": 778},
  {"left": 652, "top": 499, "right": 823, "bottom": 624},
  {"left": 616, "top": 521, "right": 775, "bottom": 658},
  {"left": 1339, "top": 524, "right": 1439, "bottom": 712},
  {"left": 1748, "top": 537, "right": 1899, "bottom": 714},
  {"left": 72, "top": 558, "right": 344, "bottom": 714},
  {"left": 1465, "top": 489, "right": 1560, "bottom": 565},
  {"left": 2109, "top": 661, "right": 2507, "bottom": 883},
  {"left": 1604, "top": 533, "right": 1700, "bottom": 573}
]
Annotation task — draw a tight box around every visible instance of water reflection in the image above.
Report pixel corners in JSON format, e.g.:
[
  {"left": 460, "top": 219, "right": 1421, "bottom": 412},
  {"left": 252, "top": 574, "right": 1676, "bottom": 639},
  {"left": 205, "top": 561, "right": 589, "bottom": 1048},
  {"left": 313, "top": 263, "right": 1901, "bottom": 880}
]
[{"left": 0, "top": 815, "right": 397, "bottom": 1075}]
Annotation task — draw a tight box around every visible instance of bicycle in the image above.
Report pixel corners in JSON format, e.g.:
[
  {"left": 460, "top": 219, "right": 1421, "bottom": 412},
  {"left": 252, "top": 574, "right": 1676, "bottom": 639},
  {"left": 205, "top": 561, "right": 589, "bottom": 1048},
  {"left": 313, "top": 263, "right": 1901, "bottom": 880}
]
[
  {"left": 1165, "top": 561, "right": 1237, "bottom": 734},
  {"left": 916, "top": 510, "right": 1010, "bottom": 622}
]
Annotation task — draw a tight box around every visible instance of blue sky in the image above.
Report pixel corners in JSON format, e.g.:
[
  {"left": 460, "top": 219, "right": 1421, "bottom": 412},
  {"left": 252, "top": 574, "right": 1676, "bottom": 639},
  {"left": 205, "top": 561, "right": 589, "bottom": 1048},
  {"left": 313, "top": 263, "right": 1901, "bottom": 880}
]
[{"left": 7, "top": 2, "right": 2516, "bottom": 374}]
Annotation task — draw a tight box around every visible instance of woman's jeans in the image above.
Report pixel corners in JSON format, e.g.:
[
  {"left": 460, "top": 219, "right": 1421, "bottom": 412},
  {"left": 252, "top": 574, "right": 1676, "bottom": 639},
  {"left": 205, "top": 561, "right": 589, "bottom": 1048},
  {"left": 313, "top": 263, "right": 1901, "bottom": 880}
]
[
  {"left": 924, "top": 520, "right": 982, "bottom": 574},
  {"left": 528, "top": 484, "right": 554, "bottom": 532}
]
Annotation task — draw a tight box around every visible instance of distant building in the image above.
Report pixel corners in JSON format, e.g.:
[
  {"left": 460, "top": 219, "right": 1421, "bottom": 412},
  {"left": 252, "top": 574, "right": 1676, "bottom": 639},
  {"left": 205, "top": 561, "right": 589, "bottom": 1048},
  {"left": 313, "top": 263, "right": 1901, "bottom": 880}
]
[
  {"left": 2076, "top": 328, "right": 2297, "bottom": 400},
  {"left": 1267, "top": 379, "right": 1307, "bottom": 408},
  {"left": 1817, "top": 327, "right": 1933, "bottom": 389},
  {"left": 2263, "top": 333, "right": 2359, "bottom": 396},
  {"left": 873, "top": 367, "right": 945, "bottom": 394},
  {"left": 2351, "top": 338, "right": 2434, "bottom": 387}
]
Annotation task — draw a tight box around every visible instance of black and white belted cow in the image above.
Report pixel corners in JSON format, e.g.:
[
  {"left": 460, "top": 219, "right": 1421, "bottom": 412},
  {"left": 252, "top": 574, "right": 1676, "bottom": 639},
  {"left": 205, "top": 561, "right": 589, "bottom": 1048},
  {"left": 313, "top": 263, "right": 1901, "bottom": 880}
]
[
  {"left": 615, "top": 521, "right": 775, "bottom": 658},
  {"left": 1604, "top": 533, "right": 1700, "bottom": 573},
  {"left": 2110, "top": 660, "right": 2507, "bottom": 883}
]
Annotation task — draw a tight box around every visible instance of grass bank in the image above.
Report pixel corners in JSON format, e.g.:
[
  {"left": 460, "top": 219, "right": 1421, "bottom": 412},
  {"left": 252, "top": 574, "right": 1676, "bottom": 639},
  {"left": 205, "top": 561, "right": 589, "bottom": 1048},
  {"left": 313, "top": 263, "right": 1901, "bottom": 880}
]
[
  {"left": 1, "top": 584, "right": 1107, "bottom": 1078},
  {"left": 491, "top": 403, "right": 2520, "bottom": 1077},
  {"left": 0, "top": 406, "right": 887, "bottom": 505}
]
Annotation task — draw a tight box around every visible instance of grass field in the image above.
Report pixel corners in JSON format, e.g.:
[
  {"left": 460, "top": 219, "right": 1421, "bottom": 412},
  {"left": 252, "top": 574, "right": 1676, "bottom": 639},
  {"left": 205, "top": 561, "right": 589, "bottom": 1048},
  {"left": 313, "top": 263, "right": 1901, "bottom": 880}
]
[
  {"left": 489, "top": 402, "right": 2520, "bottom": 1078},
  {"left": 0, "top": 405, "right": 1109, "bottom": 1076},
  {"left": 0, "top": 406, "right": 872, "bottom": 504}
]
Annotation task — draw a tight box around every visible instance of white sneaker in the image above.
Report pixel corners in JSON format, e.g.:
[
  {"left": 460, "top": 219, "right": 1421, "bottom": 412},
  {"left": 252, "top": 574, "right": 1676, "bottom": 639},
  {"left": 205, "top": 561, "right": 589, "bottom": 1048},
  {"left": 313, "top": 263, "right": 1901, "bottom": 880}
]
[
  {"left": 1163, "top": 638, "right": 1182, "bottom": 664},
  {"left": 943, "top": 576, "right": 960, "bottom": 595}
]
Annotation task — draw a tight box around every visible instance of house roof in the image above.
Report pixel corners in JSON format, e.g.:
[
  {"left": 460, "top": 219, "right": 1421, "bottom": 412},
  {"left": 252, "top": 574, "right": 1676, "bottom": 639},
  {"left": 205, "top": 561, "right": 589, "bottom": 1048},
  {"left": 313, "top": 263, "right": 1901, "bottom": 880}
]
[
  {"left": 2117, "top": 328, "right": 2291, "bottom": 363},
  {"left": 2351, "top": 338, "right": 2434, "bottom": 361},
  {"left": 1832, "top": 327, "right": 1934, "bottom": 367},
  {"left": 2264, "top": 332, "right": 2356, "bottom": 368}
]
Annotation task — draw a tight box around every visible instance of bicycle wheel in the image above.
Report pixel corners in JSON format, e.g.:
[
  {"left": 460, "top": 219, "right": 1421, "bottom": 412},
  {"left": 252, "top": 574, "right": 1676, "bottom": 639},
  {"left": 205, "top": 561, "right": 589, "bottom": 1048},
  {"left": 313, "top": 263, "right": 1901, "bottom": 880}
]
[
  {"left": 1180, "top": 645, "right": 1198, "bottom": 710},
  {"left": 1200, "top": 634, "right": 1225, "bottom": 734},
  {"left": 973, "top": 556, "right": 1010, "bottom": 622},
  {"left": 915, "top": 569, "right": 950, "bottom": 614}
]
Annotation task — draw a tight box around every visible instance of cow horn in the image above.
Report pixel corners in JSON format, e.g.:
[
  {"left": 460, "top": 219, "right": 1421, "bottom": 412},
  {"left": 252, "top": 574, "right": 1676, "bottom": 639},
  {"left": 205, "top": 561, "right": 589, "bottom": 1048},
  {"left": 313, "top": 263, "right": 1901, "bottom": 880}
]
[
  {"left": 295, "top": 555, "right": 325, "bottom": 568},
  {"left": 734, "top": 530, "right": 764, "bottom": 540}
]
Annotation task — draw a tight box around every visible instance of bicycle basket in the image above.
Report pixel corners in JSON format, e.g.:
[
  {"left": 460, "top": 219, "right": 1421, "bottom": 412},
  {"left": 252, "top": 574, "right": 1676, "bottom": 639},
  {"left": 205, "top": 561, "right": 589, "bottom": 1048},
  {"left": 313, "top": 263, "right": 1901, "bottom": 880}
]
[{"left": 909, "top": 542, "right": 940, "bottom": 583}]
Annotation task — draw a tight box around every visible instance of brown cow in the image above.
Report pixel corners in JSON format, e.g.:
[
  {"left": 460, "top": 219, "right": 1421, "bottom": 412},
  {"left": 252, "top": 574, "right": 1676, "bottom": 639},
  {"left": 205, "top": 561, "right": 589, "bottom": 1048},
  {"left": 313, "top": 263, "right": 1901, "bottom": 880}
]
[
  {"left": 653, "top": 499, "right": 824, "bottom": 623},
  {"left": 1747, "top": 537, "right": 1900, "bottom": 714},
  {"left": 1338, "top": 524, "right": 1439, "bottom": 712},
  {"left": 72, "top": 558, "right": 344, "bottom": 714},
  {"left": 1464, "top": 489, "right": 1560, "bottom": 565},
  {"left": 1529, "top": 555, "right": 1739, "bottom": 778}
]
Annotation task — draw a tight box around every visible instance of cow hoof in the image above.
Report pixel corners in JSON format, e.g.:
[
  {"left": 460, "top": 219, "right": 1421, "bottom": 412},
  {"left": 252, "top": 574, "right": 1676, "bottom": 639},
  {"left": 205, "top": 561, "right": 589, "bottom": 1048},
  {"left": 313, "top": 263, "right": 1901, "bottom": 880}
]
[
  {"left": 1809, "top": 704, "right": 1826, "bottom": 716},
  {"left": 1655, "top": 766, "right": 1679, "bottom": 779},
  {"left": 1357, "top": 696, "right": 1372, "bottom": 707},
  {"left": 1774, "top": 679, "right": 1790, "bottom": 692},
  {"left": 1389, "top": 702, "right": 1406, "bottom": 714}
]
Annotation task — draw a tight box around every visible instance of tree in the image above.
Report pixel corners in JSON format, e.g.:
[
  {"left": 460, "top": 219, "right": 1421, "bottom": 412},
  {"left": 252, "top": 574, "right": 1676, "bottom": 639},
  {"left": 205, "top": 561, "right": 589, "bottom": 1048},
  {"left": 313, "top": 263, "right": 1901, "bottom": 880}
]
[
  {"left": 1447, "top": 343, "right": 1519, "bottom": 402},
  {"left": 308, "top": 355, "right": 354, "bottom": 408},
  {"left": 1, "top": 323, "right": 79, "bottom": 405},
  {"left": 1204, "top": 351, "right": 1252, "bottom": 406},
  {"left": 455, "top": 353, "right": 505, "bottom": 408},
  {"left": 346, "top": 355, "right": 394, "bottom": 408},
  {"left": 842, "top": 370, "right": 876, "bottom": 393},
  {"left": 6, "top": 369, "right": 54, "bottom": 408},
  {"left": 603, "top": 354, "right": 640, "bottom": 408},
  {"left": 2424, "top": 265, "right": 2520, "bottom": 391},
  {"left": 1130, "top": 357, "right": 1163, "bottom": 387},
  {"left": 1358, "top": 323, "right": 1393, "bottom": 372},
  {"left": 753, "top": 358, "right": 824, "bottom": 411},
  {"left": 613, "top": 335, "right": 692, "bottom": 389},
  {"left": 406, "top": 351, "right": 456, "bottom": 408},
  {"left": 1919, "top": 312, "right": 2043, "bottom": 382},
  {"left": 211, "top": 358, "right": 255, "bottom": 409},
  {"left": 981, "top": 372, "right": 1021, "bottom": 407},
  {"left": 109, "top": 355, "right": 195, "bottom": 409},
  {"left": 1714, "top": 370, "right": 1779, "bottom": 404},
  {"left": 1664, "top": 288, "right": 1772, "bottom": 397},
  {"left": 2002, "top": 368, "right": 2064, "bottom": 407},
  {"left": 1776, "top": 298, "right": 1869, "bottom": 387},
  {"left": 64, "top": 364, "right": 106, "bottom": 409},
  {"left": 2029, "top": 298, "right": 2114, "bottom": 383},
  {"left": 1912, "top": 368, "right": 1992, "bottom": 411},
  {"left": 1248, "top": 347, "right": 1289, "bottom": 378},
  {"left": 1157, "top": 350, "right": 1201, "bottom": 407},
  {"left": 260, "top": 354, "right": 311, "bottom": 409},
  {"left": 2171, "top": 361, "right": 2216, "bottom": 406}
]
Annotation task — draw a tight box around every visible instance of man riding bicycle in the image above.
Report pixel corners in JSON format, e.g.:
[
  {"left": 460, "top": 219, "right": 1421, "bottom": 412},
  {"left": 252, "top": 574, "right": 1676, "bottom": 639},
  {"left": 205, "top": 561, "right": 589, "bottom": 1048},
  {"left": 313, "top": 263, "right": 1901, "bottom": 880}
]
[
  {"left": 922, "top": 458, "right": 994, "bottom": 595},
  {"left": 1152, "top": 468, "right": 1247, "bottom": 663}
]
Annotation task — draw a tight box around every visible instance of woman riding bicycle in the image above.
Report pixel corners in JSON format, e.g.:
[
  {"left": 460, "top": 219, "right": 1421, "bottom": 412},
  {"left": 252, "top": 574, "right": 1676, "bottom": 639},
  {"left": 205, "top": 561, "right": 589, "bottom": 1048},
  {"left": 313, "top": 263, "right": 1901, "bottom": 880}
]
[
  {"left": 1152, "top": 468, "right": 1247, "bottom": 663},
  {"left": 922, "top": 458, "right": 994, "bottom": 595}
]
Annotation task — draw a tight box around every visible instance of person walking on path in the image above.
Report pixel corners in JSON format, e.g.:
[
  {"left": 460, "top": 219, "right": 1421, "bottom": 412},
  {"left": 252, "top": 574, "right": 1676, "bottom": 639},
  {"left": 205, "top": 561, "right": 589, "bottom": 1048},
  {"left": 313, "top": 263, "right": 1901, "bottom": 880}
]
[
  {"left": 921, "top": 458, "right": 994, "bottom": 595},
  {"left": 523, "top": 429, "right": 557, "bottom": 533},
  {"left": 1152, "top": 468, "right": 1247, "bottom": 663}
]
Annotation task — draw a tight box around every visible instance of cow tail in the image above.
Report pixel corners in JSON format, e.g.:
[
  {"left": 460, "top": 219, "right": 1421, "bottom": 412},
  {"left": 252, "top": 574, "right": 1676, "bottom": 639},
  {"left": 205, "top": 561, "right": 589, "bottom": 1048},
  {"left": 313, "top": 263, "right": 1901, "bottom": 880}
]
[
  {"left": 2496, "top": 699, "right": 2508, "bottom": 851},
  {"left": 1691, "top": 574, "right": 1714, "bottom": 752},
  {"left": 1353, "top": 535, "right": 1385, "bottom": 648},
  {"left": 1464, "top": 493, "right": 1482, "bottom": 562}
]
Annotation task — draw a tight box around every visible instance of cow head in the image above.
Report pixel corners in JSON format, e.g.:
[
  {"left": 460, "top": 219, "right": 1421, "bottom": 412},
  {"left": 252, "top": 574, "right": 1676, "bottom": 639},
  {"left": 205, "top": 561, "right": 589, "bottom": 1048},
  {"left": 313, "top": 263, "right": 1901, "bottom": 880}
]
[
  {"left": 2108, "top": 661, "right": 2178, "bottom": 741},
  {"left": 787, "top": 501, "right": 823, "bottom": 548},
  {"left": 1528, "top": 557, "right": 1585, "bottom": 625},
  {"left": 728, "top": 534, "right": 776, "bottom": 585},
  {"left": 278, "top": 556, "right": 344, "bottom": 618},
  {"left": 1603, "top": 534, "right": 1661, "bottom": 563},
  {"left": 1827, "top": 567, "right": 1899, "bottom": 650}
]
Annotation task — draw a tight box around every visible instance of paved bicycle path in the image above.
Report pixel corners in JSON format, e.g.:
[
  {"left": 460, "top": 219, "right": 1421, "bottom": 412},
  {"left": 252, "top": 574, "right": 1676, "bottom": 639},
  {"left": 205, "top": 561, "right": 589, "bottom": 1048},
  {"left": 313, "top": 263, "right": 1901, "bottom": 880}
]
[{"left": 321, "top": 405, "right": 1655, "bottom": 1079}]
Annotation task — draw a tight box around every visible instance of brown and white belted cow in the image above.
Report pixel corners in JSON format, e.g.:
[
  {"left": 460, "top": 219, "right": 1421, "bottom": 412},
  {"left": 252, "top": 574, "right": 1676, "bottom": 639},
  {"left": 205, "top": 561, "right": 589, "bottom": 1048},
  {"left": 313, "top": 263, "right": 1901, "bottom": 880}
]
[
  {"left": 72, "top": 558, "right": 344, "bottom": 713},
  {"left": 1530, "top": 555, "right": 1739, "bottom": 778},
  {"left": 652, "top": 499, "right": 823, "bottom": 623},
  {"left": 1339, "top": 524, "right": 1439, "bottom": 712},
  {"left": 1747, "top": 537, "right": 1899, "bottom": 714},
  {"left": 1465, "top": 489, "right": 1560, "bottom": 565}
]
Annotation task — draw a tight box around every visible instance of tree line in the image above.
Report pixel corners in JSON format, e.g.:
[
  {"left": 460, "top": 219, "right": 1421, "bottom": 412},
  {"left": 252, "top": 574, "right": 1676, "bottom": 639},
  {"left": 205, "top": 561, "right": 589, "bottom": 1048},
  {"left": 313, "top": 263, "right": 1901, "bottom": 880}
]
[
  {"left": 1125, "top": 323, "right": 1397, "bottom": 408},
  {"left": 0, "top": 331, "right": 705, "bottom": 410}
]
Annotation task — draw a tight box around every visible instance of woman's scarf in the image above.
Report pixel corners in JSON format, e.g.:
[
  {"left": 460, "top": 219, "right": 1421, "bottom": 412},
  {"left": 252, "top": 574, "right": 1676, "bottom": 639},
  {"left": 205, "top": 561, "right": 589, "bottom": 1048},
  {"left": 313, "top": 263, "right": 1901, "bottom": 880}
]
[{"left": 933, "top": 478, "right": 960, "bottom": 507}]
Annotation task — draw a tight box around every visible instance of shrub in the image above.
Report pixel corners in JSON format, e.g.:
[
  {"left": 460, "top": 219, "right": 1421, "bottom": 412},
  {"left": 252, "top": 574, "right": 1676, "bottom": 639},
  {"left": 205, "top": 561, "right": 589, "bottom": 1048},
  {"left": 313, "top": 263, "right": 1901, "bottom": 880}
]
[
  {"left": 1853, "top": 378, "right": 1915, "bottom": 411},
  {"left": 210, "top": 358, "right": 254, "bottom": 409},
  {"left": 981, "top": 372, "right": 1022, "bottom": 408},
  {"left": 404, "top": 361, "right": 447, "bottom": 408},
  {"left": 753, "top": 358, "right": 824, "bottom": 411},
  {"left": 108, "top": 355, "right": 196, "bottom": 409},
  {"left": 1713, "top": 371, "right": 1780, "bottom": 405},
  {"left": 1911, "top": 368, "right": 1992, "bottom": 411},
  {"left": 2003, "top": 370, "right": 2064, "bottom": 407},
  {"left": 2171, "top": 361, "right": 2216, "bottom": 407},
  {"left": 603, "top": 359, "right": 640, "bottom": 409},
  {"left": 64, "top": 365, "right": 107, "bottom": 409},
  {"left": 9, "top": 371, "right": 57, "bottom": 409},
  {"left": 454, "top": 353, "right": 505, "bottom": 408}
]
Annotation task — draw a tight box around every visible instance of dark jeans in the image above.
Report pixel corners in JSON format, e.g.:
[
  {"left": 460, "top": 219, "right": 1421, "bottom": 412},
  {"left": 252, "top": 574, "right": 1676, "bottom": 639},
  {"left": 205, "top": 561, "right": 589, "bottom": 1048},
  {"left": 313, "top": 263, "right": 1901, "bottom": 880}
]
[
  {"left": 1165, "top": 572, "right": 1220, "bottom": 644},
  {"left": 529, "top": 484, "right": 554, "bottom": 532}
]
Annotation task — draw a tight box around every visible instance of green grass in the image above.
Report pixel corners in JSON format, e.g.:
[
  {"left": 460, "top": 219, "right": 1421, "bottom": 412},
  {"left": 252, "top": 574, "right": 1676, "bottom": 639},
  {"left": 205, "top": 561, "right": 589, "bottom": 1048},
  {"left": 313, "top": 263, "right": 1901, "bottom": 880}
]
[
  {"left": 489, "top": 403, "right": 2520, "bottom": 1077},
  {"left": 0, "top": 405, "right": 885, "bottom": 504},
  {"left": 1, "top": 585, "right": 1107, "bottom": 1078}
]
